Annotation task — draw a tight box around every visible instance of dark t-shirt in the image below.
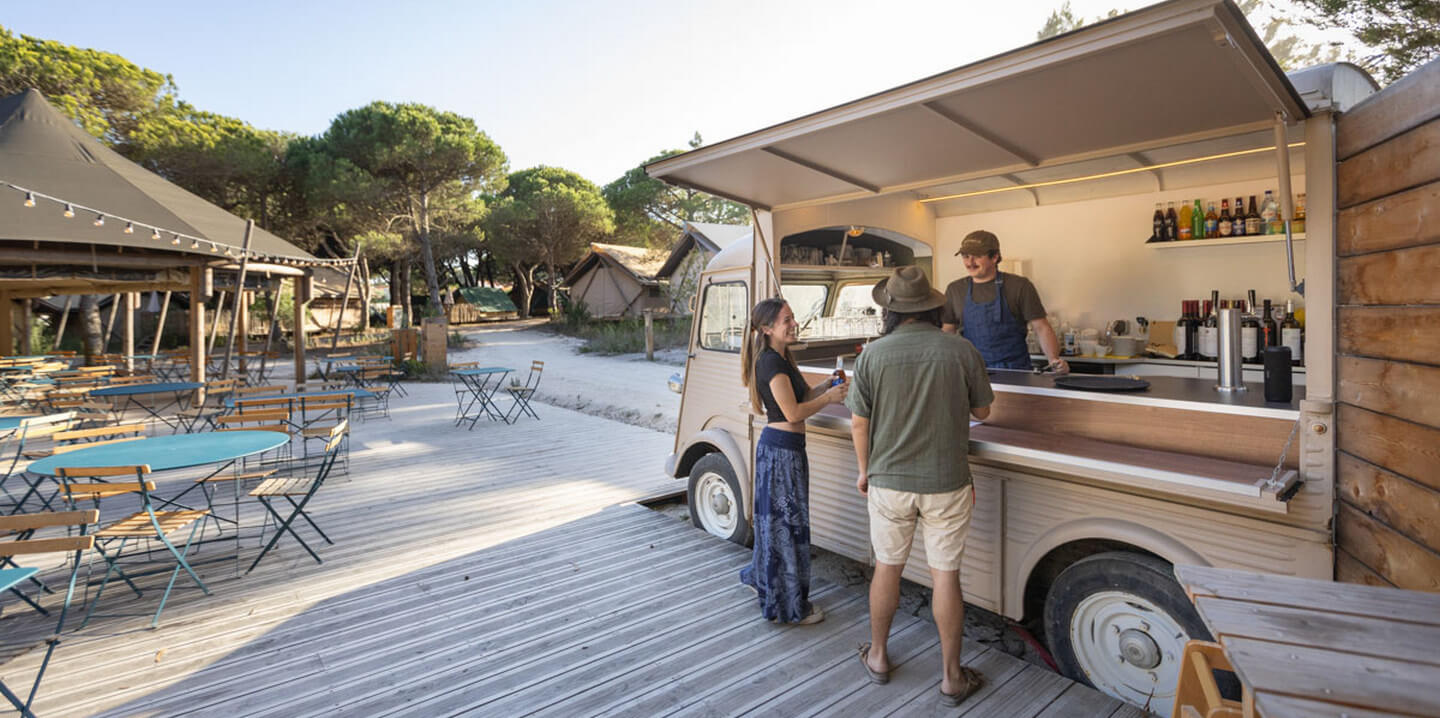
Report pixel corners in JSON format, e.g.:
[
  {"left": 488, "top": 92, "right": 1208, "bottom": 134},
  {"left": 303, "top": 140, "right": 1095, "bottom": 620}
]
[
  {"left": 940, "top": 273, "right": 1047, "bottom": 327},
  {"left": 756, "top": 348, "right": 810, "bottom": 423}
]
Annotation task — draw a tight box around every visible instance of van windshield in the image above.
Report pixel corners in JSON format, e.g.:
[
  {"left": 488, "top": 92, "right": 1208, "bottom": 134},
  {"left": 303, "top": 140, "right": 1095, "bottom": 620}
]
[{"left": 782, "top": 284, "right": 828, "bottom": 336}]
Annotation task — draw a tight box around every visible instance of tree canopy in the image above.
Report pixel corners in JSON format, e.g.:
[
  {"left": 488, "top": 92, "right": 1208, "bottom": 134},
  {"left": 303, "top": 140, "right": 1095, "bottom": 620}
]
[
  {"left": 487, "top": 167, "right": 614, "bottom": 316},
  {"left": 603, "top": 133, "right": 749, "bottom": 249},
  {"left": 1294, "top": 0, "right": 1439, "bottom": 84}
]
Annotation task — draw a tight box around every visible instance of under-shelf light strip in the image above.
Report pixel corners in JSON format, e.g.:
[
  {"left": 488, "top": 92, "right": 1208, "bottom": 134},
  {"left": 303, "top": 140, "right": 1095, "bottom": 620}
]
[
  {"left": 919, "top": 142, "right": 1307, "bottom": 204},
  {"left": 3, "top": 181, "right": 356, "bottom": 267}
]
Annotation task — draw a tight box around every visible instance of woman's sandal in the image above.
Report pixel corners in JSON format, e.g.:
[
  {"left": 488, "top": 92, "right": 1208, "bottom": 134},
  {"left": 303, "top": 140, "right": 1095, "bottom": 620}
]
[
  {"left": 938, "top": 666, "right": 985, "bottom": 706},
  {"left": 857, "top": 642, "right": 890, "bottom": 685}
]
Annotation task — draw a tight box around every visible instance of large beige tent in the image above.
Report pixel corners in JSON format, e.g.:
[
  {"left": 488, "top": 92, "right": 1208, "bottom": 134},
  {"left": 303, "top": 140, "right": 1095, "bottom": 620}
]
[
  {"left": 0, "top": 89, "right": 349, "bottom": 377},
  {"left": 564, "top": 243, "right": 669, "bottom": 319}
]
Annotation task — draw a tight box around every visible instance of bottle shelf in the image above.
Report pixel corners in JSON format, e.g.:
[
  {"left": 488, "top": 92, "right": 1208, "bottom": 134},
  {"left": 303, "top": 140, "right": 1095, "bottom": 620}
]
[{"left": 1149, "top": 233, "right": 1306, "bottom": 249}]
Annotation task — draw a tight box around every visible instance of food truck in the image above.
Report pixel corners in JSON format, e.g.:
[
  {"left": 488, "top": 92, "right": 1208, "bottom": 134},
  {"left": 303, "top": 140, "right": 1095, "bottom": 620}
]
[{"left": 648, "top": 1, "right": 1381, "bottom": 713}]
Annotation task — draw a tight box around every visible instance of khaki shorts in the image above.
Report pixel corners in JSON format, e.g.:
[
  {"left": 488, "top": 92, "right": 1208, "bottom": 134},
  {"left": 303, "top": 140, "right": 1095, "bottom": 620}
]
[{"left": 867, "top": 485, "right": 974, "bottom": 571}]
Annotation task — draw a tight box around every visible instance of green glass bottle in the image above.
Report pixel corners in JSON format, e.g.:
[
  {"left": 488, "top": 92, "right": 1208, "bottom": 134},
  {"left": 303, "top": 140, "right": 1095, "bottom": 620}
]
[{"left": 1192, "top": 198, "right": 1205, "bottom": 240}]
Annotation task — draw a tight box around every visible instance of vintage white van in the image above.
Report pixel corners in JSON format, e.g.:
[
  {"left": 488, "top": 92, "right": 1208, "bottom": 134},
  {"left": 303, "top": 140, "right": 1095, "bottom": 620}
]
[{"left": 651, "top": 1, "right": 1378, "bottom": 713}]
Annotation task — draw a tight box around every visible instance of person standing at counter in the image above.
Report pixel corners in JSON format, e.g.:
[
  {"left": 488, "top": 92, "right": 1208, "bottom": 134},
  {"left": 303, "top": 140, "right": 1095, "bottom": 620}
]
[
  {"left": 941, "top": 230, "right": 1068, "bottom": 373},
  {"left": 848, "top": 266, "right": 994, "bottom": 706},
  {"left": 738, "top": 297, "right": 849, "bottom": 625}
]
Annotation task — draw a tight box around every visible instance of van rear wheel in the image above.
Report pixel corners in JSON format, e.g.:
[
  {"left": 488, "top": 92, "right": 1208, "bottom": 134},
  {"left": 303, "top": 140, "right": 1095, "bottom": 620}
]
[
  {"left": 687, "top": 454, "right": 751, "bottom": 546},
  {"left": 1044, "top": 551, "right": 1208, "bottom": 717}
]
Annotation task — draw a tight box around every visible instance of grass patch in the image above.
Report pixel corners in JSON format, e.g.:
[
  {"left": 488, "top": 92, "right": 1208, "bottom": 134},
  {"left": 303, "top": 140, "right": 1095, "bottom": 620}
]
[{"left": 549, "top": 316, "right": 691, "bottom": 355}]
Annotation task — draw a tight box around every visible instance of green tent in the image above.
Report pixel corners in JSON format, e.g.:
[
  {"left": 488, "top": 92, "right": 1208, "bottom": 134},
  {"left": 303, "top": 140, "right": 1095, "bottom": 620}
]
[{"left": 455, "top": 286, "right": 518, "bottom": 313}]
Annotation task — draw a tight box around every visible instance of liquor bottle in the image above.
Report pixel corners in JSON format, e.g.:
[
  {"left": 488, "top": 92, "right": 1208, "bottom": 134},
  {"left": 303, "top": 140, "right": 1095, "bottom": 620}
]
[
  {"left": 1233, "top": 197, "right": 1247, "bottom": 236},
  {"left": 1178, "top": 200, "right": 1193, "bottom": 240},
  {"left": 1199, "top": 292, "right": 1219, "bottom": 360},
  {"left": 1164, "top": 201, "right": 1178, "bottom": 242},
  {"left": 1261, "top": 298, "right": 1278, "bottom": 349},
  {"left": 1151, "top": 203, "right": 1165, "bottom": 242},
  {"left": 1293, "top": 192, "right": 1306, "bottom": 234},
  {"left": 1218, "top": 199, "right": 1233, "bottom": 237},
  {"left": 1245, "top": 195, "right": 1262, "bottom": 235},
  {"left": 1192, "top": 198, "right": 1205, "bottom": 240},
  {"left": 1204, "top": 202, "right": 1219, "bottom": 239},
  {"left": 1242, "top": 291, "right": 1262, "bottom": 363},
  {"left": 1261, "top": 190, "right": 1279, "bottom": 235},
  {"left": 1281, "top": 300, "right": 1303, "bottom": 366}
]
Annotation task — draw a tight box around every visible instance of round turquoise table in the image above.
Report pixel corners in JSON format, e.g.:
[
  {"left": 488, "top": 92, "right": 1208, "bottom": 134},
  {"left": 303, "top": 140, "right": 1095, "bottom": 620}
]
[
  {"left": 26, "top": 431, "right": 288, "bottom": 475},
  {"left": 0, "top": 415, "right": 38, "bottom": 432}
]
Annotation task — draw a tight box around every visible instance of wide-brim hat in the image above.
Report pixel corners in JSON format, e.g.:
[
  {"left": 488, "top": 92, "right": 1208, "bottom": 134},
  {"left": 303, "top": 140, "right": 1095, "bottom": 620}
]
[{"left": 871, "top": 266, "right": 945, "bottom": 313}]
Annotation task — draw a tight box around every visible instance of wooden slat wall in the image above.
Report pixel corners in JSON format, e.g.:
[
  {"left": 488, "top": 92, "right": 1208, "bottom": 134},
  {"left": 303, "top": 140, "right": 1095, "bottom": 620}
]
[{"left": 1334, "top": 58, "right": 1440, "bottom": 592}]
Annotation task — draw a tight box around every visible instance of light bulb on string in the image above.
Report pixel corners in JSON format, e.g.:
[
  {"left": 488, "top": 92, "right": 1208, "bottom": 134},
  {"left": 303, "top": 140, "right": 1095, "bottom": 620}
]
[
  {"left": 190, "top": 238, "right": 200, "bottom": 249},
  {"left": 124, "top": 222, "right": 134, "bottom": 234},
  {"left": 151, "top": 228, "right": 161, "bottom": 240},
  {"left": 224, "top": 247, "right": 233, "bottom": 257},
  {"left": 63, "top": 204, "right": 74, "bottom": 218},
  {"left": 23, "top": 192, "right": 35, "bottom": 207},
  {"left": 171, "top": 233, "right": 181, "bottom": 246},
  {"left": 210, "top": 242, "right": 218, "bottom": 253},
  {"left": 93, "top": 213, "right": 105, "bottom": 227}
]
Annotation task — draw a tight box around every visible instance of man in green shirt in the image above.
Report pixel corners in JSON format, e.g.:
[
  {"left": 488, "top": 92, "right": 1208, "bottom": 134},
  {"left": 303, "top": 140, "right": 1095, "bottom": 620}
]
[{"left": 846, "top": 265, "right": 994, "bottom": 706}]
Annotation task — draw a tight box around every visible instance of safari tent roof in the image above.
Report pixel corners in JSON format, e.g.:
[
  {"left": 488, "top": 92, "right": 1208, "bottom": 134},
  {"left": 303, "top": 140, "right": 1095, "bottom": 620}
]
[
  {"left": 646, "top": 0, "right": 1312, "bottom": 213},
  {"left": 455, "top": 286, "right": 519, "bottom": 313},
  {"left": 655, "top": 222, "right": 752, "bottom": 279},
  {"left": 564, "top": 243, "right": 669, "bottom": 287},
  {"left": 0, "top": 89, "right": 320, "bottom": 265}
]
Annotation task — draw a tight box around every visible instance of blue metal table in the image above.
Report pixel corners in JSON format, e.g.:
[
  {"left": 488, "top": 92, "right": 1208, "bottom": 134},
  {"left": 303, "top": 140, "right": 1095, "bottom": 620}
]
[
  {"left": 27, "top": 431, "right": 288, "bottom": 476},
  {"left": 222, "top": 388, "right": 375, "bottom": 410},
  {"left": 451, "top": 367, "right": 512, "bottom": 429},
  {"left": 90, "top": 382, "right": 203, "bottom": 431}
]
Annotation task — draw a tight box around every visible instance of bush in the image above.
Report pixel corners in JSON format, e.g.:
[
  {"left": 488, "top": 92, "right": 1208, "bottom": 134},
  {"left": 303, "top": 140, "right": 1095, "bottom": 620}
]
[
  {"left": 549, "top": 315, "right": 692, "bottom": 355},
  {"left": 448, "top": 330, "right": 472, "bottom": 349}
]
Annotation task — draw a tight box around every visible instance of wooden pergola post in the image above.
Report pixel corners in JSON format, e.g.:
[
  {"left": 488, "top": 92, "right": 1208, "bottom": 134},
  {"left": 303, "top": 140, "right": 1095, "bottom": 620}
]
[
  {"left": 293, "top": 273, "right": 309, "bottom": 386},
  {"left": 330, "top": 248, "right": 361, "bottom": 351},
  {"left": 0, "top": 292, "right": 12, "bottom": 356},
  {"left": 123, "top": 292, "right": 135, "bottom": 373},
  {"left": 150, "top": 291, "right": 171, "bottom": 356},
  {"left": 237, "top": 290, "right": 250, "bottom": 375},
  {"left": 20, "top": 299, "right": 32, "bottom": 356},
  {"left": 53, "top": 295, "right": 73, "bottom": 349},
  {"left": 220, "top": 220, "right": 255, "bottom": 380},
  {"left": 189, "top": 266, "right": 208, "bottom": 384}
]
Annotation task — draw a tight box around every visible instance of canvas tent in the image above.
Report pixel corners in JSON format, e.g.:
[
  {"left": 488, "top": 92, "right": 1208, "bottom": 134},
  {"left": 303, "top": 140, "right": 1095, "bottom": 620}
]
[
  {"left": 654, "top": 222, "right": 752, "bottom": 279},
  {"left": 564, "top": 242, "right": 669, "bottom": 319},
  {"left": 448, "top": 286, "right": 518, "bottom": 324},
  {"left": 0, "top": 88, "right": 348, "bottom": 378}
]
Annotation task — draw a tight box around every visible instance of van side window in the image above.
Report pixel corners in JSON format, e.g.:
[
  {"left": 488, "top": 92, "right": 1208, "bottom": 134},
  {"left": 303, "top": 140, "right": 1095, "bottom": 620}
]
[{"left": 698, "top": 282, "right": 748, "bottom": 352}]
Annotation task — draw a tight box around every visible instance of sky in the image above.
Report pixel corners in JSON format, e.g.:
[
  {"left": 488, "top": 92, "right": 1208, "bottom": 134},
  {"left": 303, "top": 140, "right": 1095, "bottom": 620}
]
[{"left": 4, "top": 0, "right": 1359, "bottom": 187}]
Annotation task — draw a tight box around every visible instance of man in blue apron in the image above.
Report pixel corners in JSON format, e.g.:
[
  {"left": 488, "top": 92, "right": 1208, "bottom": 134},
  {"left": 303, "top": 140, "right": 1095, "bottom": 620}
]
[{"left": 940, "top": 231, "right": 1068, "bottom": 373}]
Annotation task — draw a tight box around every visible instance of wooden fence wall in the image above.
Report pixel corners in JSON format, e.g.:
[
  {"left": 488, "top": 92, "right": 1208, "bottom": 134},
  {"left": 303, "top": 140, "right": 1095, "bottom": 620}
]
[{"left": 1333, "top": 59, "right": 1440, "bottom": 592}]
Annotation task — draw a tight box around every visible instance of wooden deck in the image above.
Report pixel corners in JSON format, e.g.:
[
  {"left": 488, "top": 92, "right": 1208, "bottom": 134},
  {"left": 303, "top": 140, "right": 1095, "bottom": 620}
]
[{"left": 1, "top": 381, "right": 1146, "bottom": 716}]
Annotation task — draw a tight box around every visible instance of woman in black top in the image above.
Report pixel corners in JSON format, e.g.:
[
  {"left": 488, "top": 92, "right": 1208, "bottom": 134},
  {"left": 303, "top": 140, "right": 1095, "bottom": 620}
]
[{"left": 738, "top": 297, "right": 848, "bottom": 624}]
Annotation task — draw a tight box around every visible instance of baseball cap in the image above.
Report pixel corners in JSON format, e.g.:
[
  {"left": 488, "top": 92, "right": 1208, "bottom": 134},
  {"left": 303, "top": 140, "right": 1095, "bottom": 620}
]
[{"left": 956, "top": 230, "right": 999, "bottom": 256}]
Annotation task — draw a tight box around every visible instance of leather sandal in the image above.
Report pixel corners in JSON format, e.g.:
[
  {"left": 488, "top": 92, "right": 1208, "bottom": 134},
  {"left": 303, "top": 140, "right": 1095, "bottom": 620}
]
[
  {"left": 938, "top": 666, "right": 985, "bottom": 706},
  {"left": 857, "top": 642, "right": 890, "bottom": 685}
]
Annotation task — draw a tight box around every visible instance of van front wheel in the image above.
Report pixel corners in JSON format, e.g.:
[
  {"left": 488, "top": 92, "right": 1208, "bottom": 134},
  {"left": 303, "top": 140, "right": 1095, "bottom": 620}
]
[{"left": 687, "top": 454, "right": 751, "bottom": 546}]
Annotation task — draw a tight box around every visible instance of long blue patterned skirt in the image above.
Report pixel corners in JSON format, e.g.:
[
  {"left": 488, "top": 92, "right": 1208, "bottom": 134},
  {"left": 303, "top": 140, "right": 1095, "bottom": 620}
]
[{"left": 739, "top": 426, "right": 812, "bottom": 623}]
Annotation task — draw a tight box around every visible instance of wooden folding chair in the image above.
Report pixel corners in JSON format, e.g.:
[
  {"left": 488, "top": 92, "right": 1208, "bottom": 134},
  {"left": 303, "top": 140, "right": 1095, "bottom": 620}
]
[
  {"left": 1, "top": 413, "right": 78, "bottom": 512},
  {"left": 1172, "top": 640, "right": 1245, "bottom": 718},
  {"left": 174, "top": 378, "right": 239, "bottom": 433},
  {"left": 501, "top": 361, "right": 544, "bottom": 423},
  {"left": 58, "top": 466, "right": 211, "bottom": 628},
  {"left": 297, "top": 394, "right": 351, "bottom": 474},
  {"left": 0, "top": 510, "right": 96, "bottom": 718},
  {"left": 247, "top": 421, "right": 348, "bottom": 573}
]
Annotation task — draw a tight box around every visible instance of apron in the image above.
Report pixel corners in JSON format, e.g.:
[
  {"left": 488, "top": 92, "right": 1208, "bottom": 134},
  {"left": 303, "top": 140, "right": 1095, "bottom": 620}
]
[{"left": 961, "top": 273, "right": 1032, "bottom": 369}]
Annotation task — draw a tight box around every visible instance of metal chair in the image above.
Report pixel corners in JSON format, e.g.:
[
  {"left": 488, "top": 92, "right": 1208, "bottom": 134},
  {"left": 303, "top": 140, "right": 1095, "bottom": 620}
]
[
  {"left": 247, "top": 421, "right": 348, "bottom": 573},
  {"left": 0, "top": 510, "right": 96, "bottom": 718},
  {"left": 58, "top": 466, "right": 211, "bottom": 628},
  {"left": 501, "top": 361, "right": 544, "bottom": 423}
]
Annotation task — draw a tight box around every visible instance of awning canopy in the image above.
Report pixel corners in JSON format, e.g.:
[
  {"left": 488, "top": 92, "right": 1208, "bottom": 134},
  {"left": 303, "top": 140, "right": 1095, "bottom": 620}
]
[
  {"left": 0, "top": 89, "right": 325, "bottom": 266},
  {"left": 646, "top": 0, "right": 1308, "bottom": 212}
]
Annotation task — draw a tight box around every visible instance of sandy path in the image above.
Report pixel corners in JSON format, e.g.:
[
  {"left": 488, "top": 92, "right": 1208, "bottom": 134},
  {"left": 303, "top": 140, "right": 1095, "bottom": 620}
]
[{"left": 448, "top": 320, "right": 685, "bottom": 433}]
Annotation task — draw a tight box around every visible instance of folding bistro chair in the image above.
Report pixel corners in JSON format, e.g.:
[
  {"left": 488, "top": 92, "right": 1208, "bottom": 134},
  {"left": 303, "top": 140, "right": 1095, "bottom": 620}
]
[
  {"left": 58, "top": 466, "right": 211, "bottom": 628},
  {"left": 174, "top": 378, "right": 239, "bottom": 433},
  {"left": 501, "top": 361, "right": 544, "bottom": 423},
  {"left": 297, "top": 394, "right": 351, "bottom": 474},
  {"left": 2, "top": 413, "right": 79, "bottom": 512},
  {"left": 247, "top": 421, "right": 347, "bottom": 573},
  {"left": 0, "top": 510, "right": 96, "bottom": 718},
  {"left": 449, "top": 362, "right": 480, "bottom": 424}
]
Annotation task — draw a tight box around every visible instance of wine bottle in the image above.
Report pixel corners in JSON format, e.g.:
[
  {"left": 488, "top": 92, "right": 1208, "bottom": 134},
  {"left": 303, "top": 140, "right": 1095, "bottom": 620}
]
[
  {"left": 1199, "top": 292, "right": 1219, "bottom": 360},
  {"left": 1281, "top": 300, "right": 1303, "bottom": 366},
  {"left": 1261, "top": 298, "right": 1278, "bottom": 350},
  {"left": 1173, "top": 301, "right": 1194, "bottom": 360},
  {"left": 1241, "top": 291, "right": 1261, "bottom": 363}
]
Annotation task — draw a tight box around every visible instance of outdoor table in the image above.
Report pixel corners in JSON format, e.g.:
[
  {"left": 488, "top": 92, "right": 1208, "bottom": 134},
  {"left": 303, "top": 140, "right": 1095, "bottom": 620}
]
[
  {"left": 1174, "top": 564, "right": 1440, "bottom": 718},
  {"left": 451, "top": 367, "right": 512, "bottom": 428},
  {"left": 0, "top": 415, "right": 38, "bottom": 433},
  {"left": 90, "top": 382, "right": 203, "bottom": 432}
]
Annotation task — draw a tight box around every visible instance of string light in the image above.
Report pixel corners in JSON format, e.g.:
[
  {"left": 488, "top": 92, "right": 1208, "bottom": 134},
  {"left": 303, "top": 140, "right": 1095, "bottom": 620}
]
[{"left": 5, "top": 182, "right": 359, "bottom": 267}]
